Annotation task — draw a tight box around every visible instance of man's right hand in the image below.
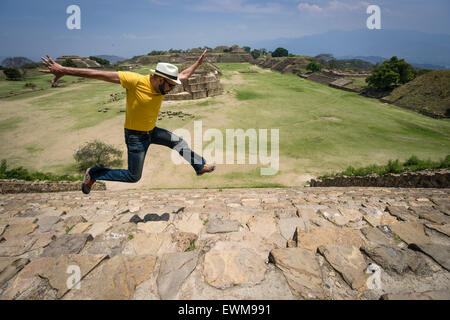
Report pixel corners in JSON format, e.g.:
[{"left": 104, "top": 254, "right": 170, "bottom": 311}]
[{"left": 39, "top": 55, "right": 66, "bottom": 85}]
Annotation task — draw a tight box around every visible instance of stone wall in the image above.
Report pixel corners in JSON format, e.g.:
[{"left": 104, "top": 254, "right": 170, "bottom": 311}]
[
  {"left": 309, "top": 169, "right": 450, "bottom": 188},
  {"left": 302, "top": 72, "right": 339, "bottom": 86},
  {"left": 135, "top": 53, "right": 254, "bottom": 65},
  {"left": 0, "top": 179, "right": 106, "bottom": 194},
  {"left": 165, "top": 72, "right": 223, "bottom": 101}
]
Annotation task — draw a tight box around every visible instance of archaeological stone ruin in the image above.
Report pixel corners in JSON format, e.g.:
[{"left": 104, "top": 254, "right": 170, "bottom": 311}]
[{"left": 164, "top": 62, "right": 223, "bottom": 101}]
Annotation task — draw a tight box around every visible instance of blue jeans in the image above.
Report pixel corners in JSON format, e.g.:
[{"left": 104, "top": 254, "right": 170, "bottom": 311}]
[{"left": 89, "top": 127, "right": 206, "bottom": 183}]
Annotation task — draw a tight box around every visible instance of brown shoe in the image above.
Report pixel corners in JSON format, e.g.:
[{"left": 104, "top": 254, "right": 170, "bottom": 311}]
[
  {"left": 196, "top": 165, "right": 216, "bottom": 176},
  {"left": 81, "top": 168, "right": 96, "bottom": 194}
]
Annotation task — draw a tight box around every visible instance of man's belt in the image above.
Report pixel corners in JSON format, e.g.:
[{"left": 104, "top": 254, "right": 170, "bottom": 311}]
[{"left": 124, "top": 128, "right": 153, "bottom": 135}]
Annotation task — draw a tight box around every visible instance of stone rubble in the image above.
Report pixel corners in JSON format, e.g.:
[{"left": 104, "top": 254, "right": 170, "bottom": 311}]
[{"left": 0, "top": 187, "right": 449, "bottom": 300}]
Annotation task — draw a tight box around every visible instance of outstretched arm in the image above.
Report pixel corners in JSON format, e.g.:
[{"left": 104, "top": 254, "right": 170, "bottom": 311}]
[
  {"left": 39, "top": 55, "right": 121, "bottom": 86},
  {"left": 178, "top": 49, "right": 207, "bottom": 83}
]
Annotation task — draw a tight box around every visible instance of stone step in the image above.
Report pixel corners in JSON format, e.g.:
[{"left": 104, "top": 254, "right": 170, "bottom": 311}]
[{"left": 0, "top": 187, "right": 449, "bottom": 300}]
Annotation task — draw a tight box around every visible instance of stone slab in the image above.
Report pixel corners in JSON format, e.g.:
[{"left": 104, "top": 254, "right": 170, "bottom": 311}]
[{"left": 269, "top": 248, "right": 324, "bottom": 299}]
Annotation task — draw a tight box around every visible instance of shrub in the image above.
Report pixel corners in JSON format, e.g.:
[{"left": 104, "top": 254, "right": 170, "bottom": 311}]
[
  {"left": 74, "top": 140, "right": 123, "bottom": 172},
  {"left": 24, "top": 82, "right": 36, "bottom": 89},
  {"left": 440, "top": 155, "right": 450, "bottom": 168},
  {"left": 306, "top": 62, "right": 322, "bottom": 72},
  {"left": 403, "top": 155, "right": 420, "bottom": 166},
  {"left": 385, "top": 159, "right": 403, "bottom": 173}
]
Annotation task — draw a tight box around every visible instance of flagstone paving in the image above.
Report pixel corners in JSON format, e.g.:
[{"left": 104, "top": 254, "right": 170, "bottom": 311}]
[{"left": 0, "top": 187, "right": 449, "bottom": 300}]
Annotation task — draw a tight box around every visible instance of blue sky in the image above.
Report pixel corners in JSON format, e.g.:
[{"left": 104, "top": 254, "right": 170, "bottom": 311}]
[{"left": 1, "top": 0, "right": 449, "bottom": 60}]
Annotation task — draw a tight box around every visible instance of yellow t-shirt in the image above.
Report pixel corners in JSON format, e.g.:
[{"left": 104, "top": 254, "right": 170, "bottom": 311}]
[{"left": 118, "top": 71, "right": 164, "bottom": 131}]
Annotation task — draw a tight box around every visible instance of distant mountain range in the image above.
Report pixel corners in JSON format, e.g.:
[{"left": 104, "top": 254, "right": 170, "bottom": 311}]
[
  {"left": 1, "top": 56, "right": 34, "bottom": 68},
  {"left": 336, "top": 56, "right": 446, "bottom": 70},
  {"left": 336, "top": 56, "right": 387, "bottom": 64},
  {"left": 250, "top": 29, "right": 450, "bottom": 69}
]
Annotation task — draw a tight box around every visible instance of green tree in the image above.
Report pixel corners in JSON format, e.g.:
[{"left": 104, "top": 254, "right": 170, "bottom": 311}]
[
  {"left": 243, "top": 46, "right": 251, "bottom": 53},
  {"left": 250, "top": 49, "right": 261, "bottom": 59},
  {"left": 3, "top": 67, "right": 22, "bottom": 80},
  {"left": 366, "top": 56, "right": 417, "bottom": 90},
  {"left": 148, "top": 50, "right": 166, "bottom": 56},
  {"left": 89, "top": 56, "right": 110, "bottom": 66},
  {"left": 306, "top": 62, "right": 322, "bottom": 72},
  {"left": 74, "top": 140, "right": 123, "bottom": 172},
  {"left": 272, "top": 47, "right": 289, "bottom": 57},
  {"left": 62, "top": 58, "right": 77, "bottom": 68}
]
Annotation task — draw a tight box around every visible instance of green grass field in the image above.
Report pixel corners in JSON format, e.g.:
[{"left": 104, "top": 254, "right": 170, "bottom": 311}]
[{"left": 0, "top": 62, "right": 449, "bottom": 188}]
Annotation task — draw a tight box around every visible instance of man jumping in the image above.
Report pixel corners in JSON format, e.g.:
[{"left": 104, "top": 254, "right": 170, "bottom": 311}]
[{"left": 40, "top": 49, "right": 215, "bottom": 194}]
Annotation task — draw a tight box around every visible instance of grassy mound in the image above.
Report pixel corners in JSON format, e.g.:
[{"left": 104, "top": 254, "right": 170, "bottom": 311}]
[
  {"left": 385, "top": 70, "right": 450, "bottom": 117},
  {"left": 318, "top": 155, "right": 450, "bottom": 179}
]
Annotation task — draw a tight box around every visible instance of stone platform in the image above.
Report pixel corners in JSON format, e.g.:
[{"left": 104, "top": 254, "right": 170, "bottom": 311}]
[{"left": 0, "top": 187, "right": 449, "bottom": 300}]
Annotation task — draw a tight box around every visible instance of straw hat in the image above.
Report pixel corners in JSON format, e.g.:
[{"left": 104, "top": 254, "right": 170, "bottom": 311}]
[{"left": 149, "top": 62, "right": 181, "bottom": 85}]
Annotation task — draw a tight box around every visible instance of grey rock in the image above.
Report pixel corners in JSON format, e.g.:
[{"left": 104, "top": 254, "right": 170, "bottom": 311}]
[
  {"left": 157, "top": 251, "right": 199, "bottom": 300},
  {"left": 12, "top": 276, "right": 58, "bottom": 300},
  {"left": 360, "top": 227, "right": 393, "bottom": 246},
  {"left": 425, "top": 223, "right": 450, "bottom": 237},
  {"left": 14, "top": 210, "right": 42, "bottom": 218},
  {"left": 360, "top": 244, "right": 431, "bottom": 276},
  {"left": 408, "top": 243, "right": 450, "bottom": 271},
  {"left": 37, "top": 216, "right": 61, "bottom": 233},
  {"left": 206, "top": 219, "right": 239, "bottom": 234},
  {"left": 269, "top": 248, "right": 325, "bottom": 299},
  {"left": 85, "top": 233, "right": 127, "bottom": 258},
  {"left": 0, "top": 257, "right": 29, "bottom": 287},
  {"left": 317, "top": 245, "right": 367, "bottom": 290},
  {"left": 62, "top": 215, "right": 86, "bottom": 228},
  {"left": 41, "top": 234, "right": 93, "bottom": 258},
  {"left": 411, "top": 206, "right": 450, "bottom": 225},
  {"left": 37, "top": 208, "right": 65, "bottom": 217},
  {"left": 0, "top": 235, "right": 37, "bottom": 257},
  {"left": 359, "top": 207, "right": 384, "bottom": 216},
  {"left": 386, "top": 206, "right": 417, "bottom": 222}
]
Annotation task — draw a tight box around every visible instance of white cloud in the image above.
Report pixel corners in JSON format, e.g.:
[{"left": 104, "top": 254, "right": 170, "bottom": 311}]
[
  {"left": 328, "top": 0, "right": 370, "bottom": 11},
  {"left": 298, "top": 0, "right": 369, "bottom": 14},
  {"left": 298, "top": 3, "right": 324, "bottom": 12}
]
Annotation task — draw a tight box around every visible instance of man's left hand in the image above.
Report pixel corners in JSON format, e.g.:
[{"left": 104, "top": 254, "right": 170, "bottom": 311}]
[{"left": 197, "top": 49, "right": 207, "bottom": 65}]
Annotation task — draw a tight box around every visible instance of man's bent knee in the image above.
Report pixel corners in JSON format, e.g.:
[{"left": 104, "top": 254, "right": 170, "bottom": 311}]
[{"left": 128, "top": 173, "right": 142, "bottom": 183}]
